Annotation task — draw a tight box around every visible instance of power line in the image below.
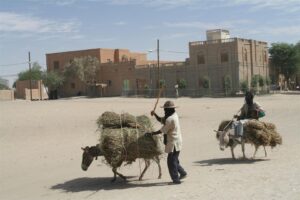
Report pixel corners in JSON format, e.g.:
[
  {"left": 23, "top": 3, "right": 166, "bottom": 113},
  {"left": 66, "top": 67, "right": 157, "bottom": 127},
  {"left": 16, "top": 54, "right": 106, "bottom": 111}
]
[
  {"left": 0, "top": 62, "right": 28, "bottom": 67},
  {"left": 0, "top": 61, "right": 46, "bottom": 67},
  {"left": 0, "top": 73, "right": 19, "bottom": 77}
]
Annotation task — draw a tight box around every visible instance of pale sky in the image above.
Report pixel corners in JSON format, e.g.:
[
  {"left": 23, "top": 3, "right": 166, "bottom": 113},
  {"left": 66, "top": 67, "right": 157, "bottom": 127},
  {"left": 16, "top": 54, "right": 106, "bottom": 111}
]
[{"left": 1, "top": 0, "right": 300, "bottom": 86}]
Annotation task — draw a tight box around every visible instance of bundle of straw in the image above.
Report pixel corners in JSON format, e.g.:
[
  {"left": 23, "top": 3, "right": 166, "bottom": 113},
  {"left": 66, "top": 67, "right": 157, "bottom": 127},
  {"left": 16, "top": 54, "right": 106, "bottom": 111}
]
[
  {"left": 244, "top": 120, "right": 282, "bottom": 147},
  {"left": 217, "top": 119, "right": 282, "bottom": 148},
  {"left": 97, "top": 112, "right": 163, "bottom": 168},
  {"left": 97, "top": 111, "right": 137, "bottom": 128}
]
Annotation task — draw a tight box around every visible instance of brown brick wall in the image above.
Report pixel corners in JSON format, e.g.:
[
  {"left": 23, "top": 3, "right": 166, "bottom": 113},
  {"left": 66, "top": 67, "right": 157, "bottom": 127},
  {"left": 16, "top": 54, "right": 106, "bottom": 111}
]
[
  {"left": 46, "top": 48, "right": 147, "bottom": 97},
  {"left": 46, "top": 49, "right": 101, "bottom": 72},
  {"left": 46, "top": 40, "right": 269, "bottom": 97},
  {"left": 189, "top": 38, "right": 268, "bottom": 93},
  {"left": 16, "top": 80, "right": 48, "bottom": 100}
]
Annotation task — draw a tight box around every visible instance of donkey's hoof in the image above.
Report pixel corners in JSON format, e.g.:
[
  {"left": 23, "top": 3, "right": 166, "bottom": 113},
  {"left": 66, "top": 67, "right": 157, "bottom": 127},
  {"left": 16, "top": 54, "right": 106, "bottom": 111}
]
[{"left": 111, "top": 178, "right": 117, "bottom": 183}]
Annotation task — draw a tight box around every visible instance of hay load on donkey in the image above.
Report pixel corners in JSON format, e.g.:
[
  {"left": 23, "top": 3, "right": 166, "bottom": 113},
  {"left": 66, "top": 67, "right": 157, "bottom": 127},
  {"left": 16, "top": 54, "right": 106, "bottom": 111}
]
[
  {"left": 81, "top": 111, "right": 163, "bottom": 182},
  {"left": 216, "top": 119, "right": 282, "bottom": 159}
]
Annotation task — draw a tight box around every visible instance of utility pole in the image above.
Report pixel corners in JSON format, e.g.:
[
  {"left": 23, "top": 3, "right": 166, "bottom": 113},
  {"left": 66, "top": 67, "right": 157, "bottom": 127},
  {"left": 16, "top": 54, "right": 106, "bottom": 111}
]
[
  {"left": 157, "top": 39, "right": 160, "bottom": 89},
  {"left": 28, "top": 51, "right": 32, "bottom": 101}
]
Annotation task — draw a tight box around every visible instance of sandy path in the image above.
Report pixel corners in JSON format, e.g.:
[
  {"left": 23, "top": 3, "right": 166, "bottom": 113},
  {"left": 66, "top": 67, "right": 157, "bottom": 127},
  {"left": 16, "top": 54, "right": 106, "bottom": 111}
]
[{"left": 0, "top": 94, "right": 299, "bottom": 200}]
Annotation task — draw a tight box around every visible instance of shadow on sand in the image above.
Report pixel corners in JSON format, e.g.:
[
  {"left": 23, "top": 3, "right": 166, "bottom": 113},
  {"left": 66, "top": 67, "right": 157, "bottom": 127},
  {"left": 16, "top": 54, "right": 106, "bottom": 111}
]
[
  {"left": 51, "top": 176, "right": 169, "bottom": 193},
  {"left": 194, "top": 157, "right": 270, "bottom": 166}
]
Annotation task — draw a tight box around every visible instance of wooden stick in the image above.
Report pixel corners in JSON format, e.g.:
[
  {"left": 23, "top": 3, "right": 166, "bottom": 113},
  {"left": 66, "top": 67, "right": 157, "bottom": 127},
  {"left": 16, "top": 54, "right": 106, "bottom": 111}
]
[
  {"left": 222, "top": 108, "right": 242, "bottom": 131},
  {"left": 153, "top": 87, "right": 164, "bottom": 112}
]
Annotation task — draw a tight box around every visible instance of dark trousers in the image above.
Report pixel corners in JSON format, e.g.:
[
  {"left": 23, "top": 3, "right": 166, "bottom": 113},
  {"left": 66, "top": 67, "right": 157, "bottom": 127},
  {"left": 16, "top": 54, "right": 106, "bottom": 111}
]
[{"left": 167, "top": 148, "right": 186, "bottom": 182}]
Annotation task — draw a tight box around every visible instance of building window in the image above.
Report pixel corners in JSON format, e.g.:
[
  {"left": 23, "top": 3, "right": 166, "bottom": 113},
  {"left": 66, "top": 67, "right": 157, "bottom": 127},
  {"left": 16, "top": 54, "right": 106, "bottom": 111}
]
[
  {"left": 54, "top": 61, "right": 59, "bottom": 70},
  {"left": 244, "top": 50, "right": 248, "bottom": 62},
  {"left": 264, "top": 51, "right": 267, "bottom": 62},
  {"left": 197, "top": 55, "right": 205, "bottom": 64},
  {"left": 221, "top": 52, "right": 229, "bottom": 63},
  {"left": 71, "top": 83, "right": 75, "bottom": 89},
  {"left": 123, "top": 80, "right": 130, "bottom": 90}
]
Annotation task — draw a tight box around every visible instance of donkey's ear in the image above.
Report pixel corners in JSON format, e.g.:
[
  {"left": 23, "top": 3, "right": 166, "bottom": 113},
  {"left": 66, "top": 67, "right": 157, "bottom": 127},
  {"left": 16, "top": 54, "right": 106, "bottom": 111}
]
[{"left": 81, "top": 147, "right": 85, "bottom": 151}]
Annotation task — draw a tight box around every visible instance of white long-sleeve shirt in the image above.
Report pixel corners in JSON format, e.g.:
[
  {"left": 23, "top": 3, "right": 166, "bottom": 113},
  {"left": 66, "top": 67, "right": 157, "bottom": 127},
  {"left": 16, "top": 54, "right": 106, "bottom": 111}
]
[{"left": 160, "top": 113, "right": 183, "bottom": 153}]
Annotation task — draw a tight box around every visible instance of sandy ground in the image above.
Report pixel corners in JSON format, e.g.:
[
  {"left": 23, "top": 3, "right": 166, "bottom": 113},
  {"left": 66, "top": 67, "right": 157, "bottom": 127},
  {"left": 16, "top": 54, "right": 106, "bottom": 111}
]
[{"left": 0, "top": 94, "right": 300, "bottom": 200}]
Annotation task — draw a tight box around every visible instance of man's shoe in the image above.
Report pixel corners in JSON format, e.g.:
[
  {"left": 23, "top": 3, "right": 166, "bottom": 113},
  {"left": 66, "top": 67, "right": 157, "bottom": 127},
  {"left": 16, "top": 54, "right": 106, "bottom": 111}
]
[
  {"left": 180, "top": 173, "right": 187, "bottom": 180},
  {"left": 168, "top": 180, "right": 181, "bottom": 185}
]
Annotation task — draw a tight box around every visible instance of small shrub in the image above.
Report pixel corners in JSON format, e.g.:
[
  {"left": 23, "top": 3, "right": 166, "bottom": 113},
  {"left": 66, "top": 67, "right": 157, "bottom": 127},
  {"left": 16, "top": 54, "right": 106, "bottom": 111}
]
[
  {"left": 224, "top": 75, "right": 232, "bottom": 96},
  {"left": 203, "top": 77, "right": 210, "bottom": 89},
  {"left": 177, "top": 79, "right": 187, "bottom": 89},
  {"left": 159, "top": 79, "right": 165, "bottom": 88},
  {"left": 240, "top": 80, "right": 249, "bottom": 93}
]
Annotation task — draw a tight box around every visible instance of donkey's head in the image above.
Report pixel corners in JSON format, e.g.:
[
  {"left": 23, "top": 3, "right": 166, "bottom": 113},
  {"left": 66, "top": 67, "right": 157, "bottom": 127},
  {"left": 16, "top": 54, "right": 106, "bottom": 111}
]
[
  {"left": 81, "top": 146, "right": 102, "bottom": 171},
  {"left": 216, "top": 130, "right": 230, "bottom": 151},
  {"left": 216, "top": 120, "right": 234, "bottom": 151}
]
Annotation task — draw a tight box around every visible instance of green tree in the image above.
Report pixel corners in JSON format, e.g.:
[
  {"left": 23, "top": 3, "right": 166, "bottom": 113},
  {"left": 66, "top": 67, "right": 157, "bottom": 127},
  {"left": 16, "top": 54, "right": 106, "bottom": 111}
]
[
  {"left": 0, "top": 77, "right": 9, "bottom": 90},
  {"left": 202, "top": 76, "right": 210, "bottom": 89},
  {"left": 177, "top": 78, "right": 187, "bottom": 89},
  {"left": 251, "top": 75, "right": 259, "bottom": 93},
  {"left": 265, "top": 76, "right": 271, "bottom": 86},
  {"left": 64, "top": 56, "right": 99, "bottom": 84},
  {"left": 295, "top": 41, "right": 300, "bottom": 63},
  {"left": 18, "top": 62, "right": 43, "bottom": 81},
  {"left": 0, "top": 83, "right": 9, "bottom": 90},
  {"left": 64, "top": 56, "right": 100, "bottom": 96},
  {"left": 159, "top": 79, "right": 165, "bottom": 88},
  {"left": 240, "top": 80, "right": 249, "bottom": 93},
  {"left": 296, "top": 41, "right": 300, "bottom": 69},
  {"left": 269, "top": 43, "right": 299, "bottom": 84},
  {"left": 144, "top": 84, "right": 150, "bottom": 97},
  {"left": 42, "top": 71, "right": 64, "bottom": 92},
  {"left": 251, "top": 75, "right": 259, "bottom": 88},
  {"left": 223, "top": 75, "right": 232, "bottom": 96},
  {"left": 258, "top": 75, "right": 265, "bottom": 87}
]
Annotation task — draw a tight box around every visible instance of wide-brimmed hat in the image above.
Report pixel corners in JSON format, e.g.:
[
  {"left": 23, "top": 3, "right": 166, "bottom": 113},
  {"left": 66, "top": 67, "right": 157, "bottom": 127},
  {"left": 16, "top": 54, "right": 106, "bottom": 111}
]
[{"left": 161, "top": 100, "right": 178, "bottom": 108}]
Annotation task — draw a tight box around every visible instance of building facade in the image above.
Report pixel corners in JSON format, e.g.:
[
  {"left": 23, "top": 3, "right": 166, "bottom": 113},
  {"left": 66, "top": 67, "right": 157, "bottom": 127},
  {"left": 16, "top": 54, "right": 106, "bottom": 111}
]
[
  {"left": 16, "top": 80, "right": 48, "bottom": 100},
  {"left": 46, "top": 30, "right": 269, "bottom": 97},
  {"left": 46, "top": 48, "right": 148, "bottom": 97},
  {"left": 189, "top": 35, "right": 268, "bottom": 94}
]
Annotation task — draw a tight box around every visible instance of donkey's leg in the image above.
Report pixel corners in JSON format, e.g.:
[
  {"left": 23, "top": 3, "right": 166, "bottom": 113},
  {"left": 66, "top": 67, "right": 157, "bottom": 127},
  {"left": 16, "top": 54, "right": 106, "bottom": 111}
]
[
  {"left": 252, "top": 145, "right": 259, "bottom": 159},
  {"left": 230, "top": 146, "right": 236, "bottom": 160},
  {"left": 155, "top": 156, "right": 162, "bottom": 179},
  {"left": 241, "top": 139, "right": 246, "bottom": 159},
  {"left": 263, "top": 146, "right": 267, "bottom": 157},
  {"left": 111, "top": 168, "right": 117, "bottom": 182},
  {"left": 112, "top": 167, "right": 126, "bottom": 182},
  {"left": 139, "top": 159, "right": 150, "bottom": 181}
]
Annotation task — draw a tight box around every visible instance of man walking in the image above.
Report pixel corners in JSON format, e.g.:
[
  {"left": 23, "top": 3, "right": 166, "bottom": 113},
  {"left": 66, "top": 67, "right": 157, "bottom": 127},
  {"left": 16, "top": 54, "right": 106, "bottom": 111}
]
[{"left": 146, "top": 100, "right": 187, "bottom": 184}]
